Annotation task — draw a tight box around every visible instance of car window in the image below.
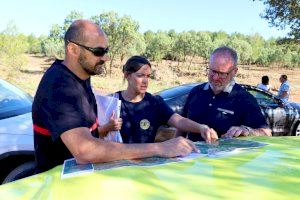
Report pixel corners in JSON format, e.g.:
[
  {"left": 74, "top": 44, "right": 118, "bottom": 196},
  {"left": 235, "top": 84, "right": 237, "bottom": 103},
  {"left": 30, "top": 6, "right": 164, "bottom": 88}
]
[
  {"left": 0, "top": 79, "right": 32, "bottom": 119},
  {"left": 246, "top": 88, "right": 278, "bottom": 108}
]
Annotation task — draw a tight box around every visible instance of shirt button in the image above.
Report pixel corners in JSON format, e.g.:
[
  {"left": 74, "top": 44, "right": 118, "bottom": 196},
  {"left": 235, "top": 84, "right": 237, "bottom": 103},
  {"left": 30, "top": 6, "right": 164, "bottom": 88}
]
[{"left": 209, "top": 103, "right": 212, "bottom": 106}]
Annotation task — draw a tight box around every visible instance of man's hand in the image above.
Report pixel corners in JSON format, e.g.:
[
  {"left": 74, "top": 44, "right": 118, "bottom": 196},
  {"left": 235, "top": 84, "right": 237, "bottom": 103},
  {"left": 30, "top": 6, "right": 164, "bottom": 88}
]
[
  {"left": 156, "top": 136, "right": 199, "bottom": 157},
  {"left": 222, "top": 126, "right": 251, "bottom": 138},
  {"left": 271, "top": 86, "right": 278, "bottom": 92},
  {"left": 199, "top": 124, "right": 218, "bottom": 143}
]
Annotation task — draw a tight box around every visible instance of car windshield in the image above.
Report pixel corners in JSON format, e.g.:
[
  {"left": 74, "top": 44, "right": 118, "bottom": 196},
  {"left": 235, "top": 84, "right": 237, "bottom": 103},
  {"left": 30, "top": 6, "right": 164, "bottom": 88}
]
[
  {"left": 246, "top": 88, "right": 280, "bottom": 108},
  {"left": 0, "top": 79, "right": 32, "bottom": 119}
]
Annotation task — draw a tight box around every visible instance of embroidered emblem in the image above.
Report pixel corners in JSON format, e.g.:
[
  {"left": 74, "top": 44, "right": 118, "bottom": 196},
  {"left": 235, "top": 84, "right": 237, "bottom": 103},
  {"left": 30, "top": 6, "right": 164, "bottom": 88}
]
[{"left": 140, "top": 119, "right": 150, "bottom": 130}]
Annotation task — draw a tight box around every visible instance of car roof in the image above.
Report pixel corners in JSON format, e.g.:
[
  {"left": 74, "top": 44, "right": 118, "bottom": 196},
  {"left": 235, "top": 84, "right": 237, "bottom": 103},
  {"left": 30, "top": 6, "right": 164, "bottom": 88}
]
[
  {"left": 156, "top": 82, "right": 200, "bottom": 100},
  {"left": 240, "top": 84, "right": 283, "bottom": 103},
  {"left": 157, "top": 82, "right": 286, "bottom": 105}
]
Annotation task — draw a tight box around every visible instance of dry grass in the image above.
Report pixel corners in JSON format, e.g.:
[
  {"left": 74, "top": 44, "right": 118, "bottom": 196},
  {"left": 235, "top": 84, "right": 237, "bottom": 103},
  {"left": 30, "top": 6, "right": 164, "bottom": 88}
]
[
  {"left": 236, "top": 66, "right": 300, "bottom": 102},
  {"left": 1, "top": 54, "right": 299, "bottom": 102}
]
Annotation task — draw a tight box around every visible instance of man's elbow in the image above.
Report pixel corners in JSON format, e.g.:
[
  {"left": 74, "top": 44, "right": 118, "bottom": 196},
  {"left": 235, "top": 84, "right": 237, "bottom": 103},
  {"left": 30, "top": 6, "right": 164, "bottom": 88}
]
[
  {"left": 72, "top": 144, "right": 94, "bottom": 164},
  {"left": 71, "top": 140, "right": 104, "bottom": 164},
  {"left": 72, "top": 141, "right": 116, "bottom": 164}
]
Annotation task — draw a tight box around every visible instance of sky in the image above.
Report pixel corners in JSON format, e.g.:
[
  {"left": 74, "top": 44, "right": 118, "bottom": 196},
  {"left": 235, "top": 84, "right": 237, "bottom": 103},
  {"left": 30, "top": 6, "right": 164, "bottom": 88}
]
[{"left": 0, "top": 0, "right": 289, "bottom": 39}]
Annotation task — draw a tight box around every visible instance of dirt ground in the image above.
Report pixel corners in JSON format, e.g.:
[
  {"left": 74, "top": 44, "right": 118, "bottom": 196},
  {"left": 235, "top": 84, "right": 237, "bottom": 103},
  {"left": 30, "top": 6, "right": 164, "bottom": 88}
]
[
  {"left": 1, "top": 54, "right": 299, "bottom": 102},
  {"left": 153, "top": 59, "right": 300, "bottom": 103},
  {"left": 235, "top": 66, "right": 300, "bottom": 102}
]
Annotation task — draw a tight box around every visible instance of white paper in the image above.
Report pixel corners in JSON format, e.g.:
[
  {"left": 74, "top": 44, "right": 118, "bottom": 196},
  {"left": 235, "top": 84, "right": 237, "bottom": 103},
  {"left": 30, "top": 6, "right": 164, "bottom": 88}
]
[{"left": 95, "top": 94, "right": 123, "bottom": 143}]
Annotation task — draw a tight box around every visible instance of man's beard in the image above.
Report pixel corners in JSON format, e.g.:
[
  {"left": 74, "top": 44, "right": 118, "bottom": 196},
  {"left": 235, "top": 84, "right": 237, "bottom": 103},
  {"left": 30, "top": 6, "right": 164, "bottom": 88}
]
[
  {"left": 78, "top": 53, "right": 105, "bottom": 75},
  {"left": 209, "top": 78, "right": 232, "bottom": 93},
  {"left": 209, "top": 81, "right": 226, "bottom": 92}
]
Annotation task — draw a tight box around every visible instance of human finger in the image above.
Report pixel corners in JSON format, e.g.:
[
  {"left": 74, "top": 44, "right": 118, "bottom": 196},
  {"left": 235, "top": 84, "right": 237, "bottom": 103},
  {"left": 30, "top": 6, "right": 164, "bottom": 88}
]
[
  {"left": 171, "top": 137, "right": 194, "bottom": 157},
  {"left": 205, "top": 131, "right": 212, "bottom": 144},
  {"left": 118, "top": 118, "right": 123, "bottom": 123},
  {"left": 110, "top": 110, "right": 116, "bottom": 120},
  {"left": 233, "top": 128, "right": 243, "bottom": 137},
  {"left": 184, "top": 138, "right": 200, "bottom": 153},
  {"left": 210, "top": 128, "right": 218, "bottom": 141},
  {"left": 224, "top": 127, "right": 237, "bottom": 138}
]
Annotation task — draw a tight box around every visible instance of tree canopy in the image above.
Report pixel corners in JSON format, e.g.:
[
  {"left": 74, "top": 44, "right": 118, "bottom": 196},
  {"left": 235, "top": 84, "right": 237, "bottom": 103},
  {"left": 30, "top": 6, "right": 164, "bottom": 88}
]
[
  {"left": 255, "top": 0, "right": 300, "bottom": 41},
  {"left": 1, "top": 10, "right": 299, "bottom": 72}
]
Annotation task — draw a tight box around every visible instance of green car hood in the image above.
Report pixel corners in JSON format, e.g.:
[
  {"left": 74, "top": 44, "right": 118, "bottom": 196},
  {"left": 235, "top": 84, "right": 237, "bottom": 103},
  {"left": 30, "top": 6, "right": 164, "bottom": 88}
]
[{"left": 0, "top": 137, "right": 299, "bottom": 200}]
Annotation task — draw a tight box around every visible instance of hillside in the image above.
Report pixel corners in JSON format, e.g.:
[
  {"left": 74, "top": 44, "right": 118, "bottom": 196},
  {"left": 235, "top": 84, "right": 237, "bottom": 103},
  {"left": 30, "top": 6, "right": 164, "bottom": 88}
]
[{"left": 1, "top": 54, "right": 299, "bottom": 102}]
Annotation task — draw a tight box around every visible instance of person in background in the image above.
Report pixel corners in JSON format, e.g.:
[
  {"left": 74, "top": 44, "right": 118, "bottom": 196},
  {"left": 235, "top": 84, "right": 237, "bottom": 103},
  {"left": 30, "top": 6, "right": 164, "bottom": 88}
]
[
  {"left": 101, "top": 55, "right": 218, "bottom": 144},
  {"left": 257, "top": 75, "right": 270, "bottom": 92},
  {"left": 180, "top": 46, "right": 272, "bottom": 140},
  {"left": 272, "top": 75, "right": 290, "bottom": 103},
  {"left": 32, "top": 20, "right": 199, "bottom": 173}
]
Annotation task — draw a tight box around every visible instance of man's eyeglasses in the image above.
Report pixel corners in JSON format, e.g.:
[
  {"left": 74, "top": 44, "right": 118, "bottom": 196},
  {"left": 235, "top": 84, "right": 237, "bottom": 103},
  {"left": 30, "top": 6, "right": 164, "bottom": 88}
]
[
  {"left": 68, "top": 40, "right": 109, "bottom": 57},
  {"left": 206, "top": 67, "right": 236, "bottom": 79}
]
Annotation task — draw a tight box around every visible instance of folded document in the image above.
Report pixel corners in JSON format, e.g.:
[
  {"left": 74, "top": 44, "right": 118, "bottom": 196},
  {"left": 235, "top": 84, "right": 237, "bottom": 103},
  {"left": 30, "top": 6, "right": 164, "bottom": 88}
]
[{"left": 95, "top": 94, "right": 123, "bottom": 143}]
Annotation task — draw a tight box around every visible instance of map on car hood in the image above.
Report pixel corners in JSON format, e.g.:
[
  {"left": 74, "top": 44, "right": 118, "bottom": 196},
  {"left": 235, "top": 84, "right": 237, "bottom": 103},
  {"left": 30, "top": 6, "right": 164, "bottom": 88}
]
[
  {"left": 93, "top": 138, "right": 267, "bottom": 171},
  {"left": 62, "top": 138, "right": 267, "bottom": 177},
  {"left": 180, "top": 138, "right": 267, "bottom": 160}
]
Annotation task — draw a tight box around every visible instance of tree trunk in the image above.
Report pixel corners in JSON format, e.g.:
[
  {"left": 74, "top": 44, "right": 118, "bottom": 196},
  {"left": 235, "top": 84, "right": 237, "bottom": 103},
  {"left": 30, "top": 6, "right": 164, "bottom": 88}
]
[
  {"left": 109, "top": 54, "right": 116, "bottom": 77},
  {"left": 188, "top": 54, "right": 196, "bottom": 70}
]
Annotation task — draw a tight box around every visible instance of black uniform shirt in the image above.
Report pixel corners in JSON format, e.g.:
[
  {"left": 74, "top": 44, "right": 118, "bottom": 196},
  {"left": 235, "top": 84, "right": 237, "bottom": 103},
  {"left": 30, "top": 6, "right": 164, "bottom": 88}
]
[
  {"left": 32, "top": 60, "right": 98, "bottom": 173},
  {"left": 183, "top": 82, "right": 268, "bottom": 141},
  {"left": 118, "top": 92, "right": 174, "bottom": 143}
]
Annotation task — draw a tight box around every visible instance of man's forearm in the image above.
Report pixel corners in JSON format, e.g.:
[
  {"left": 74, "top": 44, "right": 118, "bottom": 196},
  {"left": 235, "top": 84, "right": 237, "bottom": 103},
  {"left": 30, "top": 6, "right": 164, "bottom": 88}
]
[
  {"left": 62, "top": 127, "right": 199, "bottom": 165},
  {"left": 61, "top": 128, "right": 158, "bottom": 164},
  {"left": 253, "top": 128, "right": 272, "bottom": 136},
  {"left": 74, "top": 137, "right": 159, "bottom": 164}
]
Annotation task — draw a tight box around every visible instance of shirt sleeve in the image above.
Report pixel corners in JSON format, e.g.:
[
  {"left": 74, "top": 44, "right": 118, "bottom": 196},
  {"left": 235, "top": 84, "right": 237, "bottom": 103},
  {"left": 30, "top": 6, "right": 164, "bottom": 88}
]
[
  {"left": 241, "top": 92, "right": 269, "bottom": 129},
  {"left": 154, "top": 95, "right": 175, "bottom": 124},
  {"left": 281, "top": 83, "right": 290, "bottom": 92},
  {"left": 41, "top": 82, "right": 91, "bottom": 140},
  {"left": 182, "top": 86, "right": 197, "bottom": 118}
]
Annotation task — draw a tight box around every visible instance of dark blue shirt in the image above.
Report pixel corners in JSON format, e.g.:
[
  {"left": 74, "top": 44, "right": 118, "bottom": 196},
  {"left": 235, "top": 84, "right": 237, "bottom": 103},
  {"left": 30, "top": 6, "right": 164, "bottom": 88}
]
[
  {"left": 32, "top": 60, "right": 98, "bottom": 172},
  {"left": 118, "top": 92, "right": 174, "bottom": 143},
  {"left": 183, "top": 82, "right": 268, "bottom": 141}
]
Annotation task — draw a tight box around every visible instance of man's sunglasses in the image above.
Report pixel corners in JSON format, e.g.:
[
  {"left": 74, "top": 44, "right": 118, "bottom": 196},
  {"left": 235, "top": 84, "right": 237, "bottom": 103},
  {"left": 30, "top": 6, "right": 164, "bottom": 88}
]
[{"left": 68, "top": 40, "right": 109, "bottom": 57}]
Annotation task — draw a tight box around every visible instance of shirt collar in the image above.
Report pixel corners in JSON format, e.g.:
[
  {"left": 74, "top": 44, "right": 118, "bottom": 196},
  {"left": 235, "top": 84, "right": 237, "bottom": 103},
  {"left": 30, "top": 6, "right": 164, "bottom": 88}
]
[{"left": 203, "top": 79, "right": 236, "bottom": 94}]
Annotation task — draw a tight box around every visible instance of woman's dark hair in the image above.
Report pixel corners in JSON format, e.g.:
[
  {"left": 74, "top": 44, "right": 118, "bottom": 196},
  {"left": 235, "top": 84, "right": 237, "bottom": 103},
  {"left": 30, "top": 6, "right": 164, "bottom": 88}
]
[
  {"left": 262, "top": 76, "right": 269, "bottom": 85},
  {"left": 123, "top": 56, "right": 151, "bottom": 74}
]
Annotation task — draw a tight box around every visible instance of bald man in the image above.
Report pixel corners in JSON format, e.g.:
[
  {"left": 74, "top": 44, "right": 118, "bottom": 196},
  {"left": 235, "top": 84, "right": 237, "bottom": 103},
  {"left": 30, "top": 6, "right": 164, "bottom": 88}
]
[
  {"left": 32, "top": 20, "right": 198, "bottom": 173},
  {"left": 182, "top": 46, "right": 272, "bottom": 141}
]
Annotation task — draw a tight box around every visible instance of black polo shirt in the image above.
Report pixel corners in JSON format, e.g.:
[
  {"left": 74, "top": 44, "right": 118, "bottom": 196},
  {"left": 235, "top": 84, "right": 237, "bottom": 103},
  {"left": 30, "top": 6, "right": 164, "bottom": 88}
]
[
  {"left": 183, "top": 82, "right": 268, "bottom": 141},
  {"left": 32, "top": 60, "right": 98, "bottom": 173},
  {"left": 118, "top": 92, "right": 174, "bottom": 143}
]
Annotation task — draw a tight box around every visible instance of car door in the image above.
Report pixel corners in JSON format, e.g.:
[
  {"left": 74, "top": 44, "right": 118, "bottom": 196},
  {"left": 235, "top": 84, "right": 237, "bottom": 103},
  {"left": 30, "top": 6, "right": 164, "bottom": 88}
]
[{"left": 245, "top": 87, "right": 289, "bottom": 136}]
